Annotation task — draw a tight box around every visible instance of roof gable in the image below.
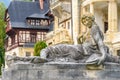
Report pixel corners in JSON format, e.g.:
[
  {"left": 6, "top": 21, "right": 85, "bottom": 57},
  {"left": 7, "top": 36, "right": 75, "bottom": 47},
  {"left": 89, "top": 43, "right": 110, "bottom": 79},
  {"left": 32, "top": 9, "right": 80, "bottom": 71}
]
[
  {"left": 5, "top": 1, "right": 54, "bottom": 30},
  {"left": 8, "top": 1, "right": 50, "bottom": 22}
]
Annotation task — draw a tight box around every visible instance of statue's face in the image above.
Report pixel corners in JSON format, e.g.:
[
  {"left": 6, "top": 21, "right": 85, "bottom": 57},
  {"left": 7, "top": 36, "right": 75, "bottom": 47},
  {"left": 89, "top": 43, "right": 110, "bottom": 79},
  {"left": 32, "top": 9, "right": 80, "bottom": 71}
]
[{"left": 82, "top": 16, "right": 93, "bottom": 28}]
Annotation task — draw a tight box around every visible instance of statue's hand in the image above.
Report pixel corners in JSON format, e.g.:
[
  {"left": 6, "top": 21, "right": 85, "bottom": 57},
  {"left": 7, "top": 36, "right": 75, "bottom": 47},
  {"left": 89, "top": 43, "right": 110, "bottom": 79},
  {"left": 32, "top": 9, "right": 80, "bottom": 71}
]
[
  {"left": 86, "top": 54, "right": 106, "bottom": 65},
  {"left": 97, "top": 55, "right": 106, "bottom": 65},
  {"left": 77, "top": 34, "right": 86, "bottom": 44}
]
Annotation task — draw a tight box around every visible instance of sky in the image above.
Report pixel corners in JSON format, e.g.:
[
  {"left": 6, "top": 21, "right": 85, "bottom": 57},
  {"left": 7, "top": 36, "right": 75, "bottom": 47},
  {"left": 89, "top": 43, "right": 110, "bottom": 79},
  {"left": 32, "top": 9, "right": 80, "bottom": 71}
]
[{"left": 0, "top": 0, "right": 10, "bottom": 7}]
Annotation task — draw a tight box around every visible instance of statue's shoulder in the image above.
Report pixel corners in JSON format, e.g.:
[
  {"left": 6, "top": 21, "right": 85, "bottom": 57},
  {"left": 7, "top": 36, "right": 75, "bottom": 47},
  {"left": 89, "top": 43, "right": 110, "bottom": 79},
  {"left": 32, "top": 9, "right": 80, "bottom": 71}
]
[
  {"left": 91, "top": 25, "right": 100, "bottom": 34},
  {"left": 92, "top": 24, "right": 99, "bottom": 29}
]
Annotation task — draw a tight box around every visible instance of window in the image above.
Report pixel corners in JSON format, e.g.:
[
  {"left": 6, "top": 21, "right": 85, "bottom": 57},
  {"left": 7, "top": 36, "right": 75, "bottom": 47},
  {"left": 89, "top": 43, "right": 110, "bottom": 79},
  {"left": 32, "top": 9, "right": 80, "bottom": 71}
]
[
  {"left": 25, "top": 52, "right": 31, "bottom": 57},
  {"left": 41, "top": 32, "right": 46, "bottom": 40},
  {"left": 26, "top": 31, "right": 30, "bottom": 42},
  {"left": 31, "top": 20, "right": 35, "bottom": 25},
  {"left": 36, "top": 20, "right": 40, "bottom": 26},
  {"left": 67, "top": 22, "right": 70, "bottom": 29},
  {"left": 19, "top": 31, "right": 30, "bottom": 43},
  {"left": 27, "top": 19, "right": 31, "bottom": 24},
  {"left": 37, "top": 32, "right": 41, "bottom": 41},
  {"left": 117, "top": 50, "right": 120, "bottom": 56},
  {"left": 19, "top": 31, "right": 26, "bottom": 42},
  {"left": 27, "top": 19, "right": 49, "bottom": 26},
  {"left": 43, "top": 20, "right": 48, "bottom": 26},
  {"left": 30, "top": 33, "right": 36, "bottom": 42},
  {"left": 104, "top": 22, "right": 108, "bottom": 33}
]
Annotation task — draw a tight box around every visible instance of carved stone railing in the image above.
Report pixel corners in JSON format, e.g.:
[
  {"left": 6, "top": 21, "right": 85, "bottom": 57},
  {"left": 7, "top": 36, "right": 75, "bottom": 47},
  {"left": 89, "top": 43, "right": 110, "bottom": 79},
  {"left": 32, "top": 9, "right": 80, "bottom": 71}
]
[
  {"left": 54, "top": 28, "right": 73, "bottom": 44},
  {"left": 45, "top": 28, "right": 73, "bottom": 46}
]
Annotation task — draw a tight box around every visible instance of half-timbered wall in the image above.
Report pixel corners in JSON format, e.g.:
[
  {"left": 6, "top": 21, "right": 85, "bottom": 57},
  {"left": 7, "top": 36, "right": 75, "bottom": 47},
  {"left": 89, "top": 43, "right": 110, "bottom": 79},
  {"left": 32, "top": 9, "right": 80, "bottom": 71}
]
[
  {"left": 18, "top": 31, "right": 46, "bottom": 43},
  {"left": 5, "top": 29, "right": 47, "bottom": 51}
]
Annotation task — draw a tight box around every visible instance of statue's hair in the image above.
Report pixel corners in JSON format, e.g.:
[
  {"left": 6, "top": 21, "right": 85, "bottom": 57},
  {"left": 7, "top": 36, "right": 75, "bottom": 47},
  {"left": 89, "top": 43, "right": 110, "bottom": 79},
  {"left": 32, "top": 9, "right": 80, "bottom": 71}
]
[{"left": 81, "top": 13, "right": 95, "bottom": 22}]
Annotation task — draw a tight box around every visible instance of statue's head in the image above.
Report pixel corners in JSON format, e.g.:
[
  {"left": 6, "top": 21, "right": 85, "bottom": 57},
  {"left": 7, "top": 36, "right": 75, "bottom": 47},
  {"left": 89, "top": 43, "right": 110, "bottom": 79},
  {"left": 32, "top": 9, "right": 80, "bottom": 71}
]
[{"left": 81, "top": 13, "right": 95, "bottom": 28}]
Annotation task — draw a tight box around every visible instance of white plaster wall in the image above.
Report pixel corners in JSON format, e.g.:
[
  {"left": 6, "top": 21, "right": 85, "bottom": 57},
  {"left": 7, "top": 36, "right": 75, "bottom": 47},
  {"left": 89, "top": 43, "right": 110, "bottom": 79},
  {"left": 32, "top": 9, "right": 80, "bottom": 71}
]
[
  {"left": 94, "top": 9, "right": 104, "bottom": 33},
  {"left": 5, "top": 47, "right": 34, "bottom": 57},
  {"left": 5, "top": 47, "right": 20, "bottom": 56},
  {"left": 5, "top": 47, "right": 20, "bottom": 68}
]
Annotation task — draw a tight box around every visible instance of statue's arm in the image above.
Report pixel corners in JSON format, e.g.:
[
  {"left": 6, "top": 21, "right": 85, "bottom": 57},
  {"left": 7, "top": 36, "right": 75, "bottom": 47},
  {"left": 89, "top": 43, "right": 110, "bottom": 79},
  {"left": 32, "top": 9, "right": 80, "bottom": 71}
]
[
  {"left": 77, "top": 29, "right": 90, "bottom": 44},
  {"left": 97, "top": 38, "right": 107, "bottom": 64},
  {"left": 92, "top": 25, "right": 107, "bottom": 65},
  {"left": 77, "top": 34, "right": 86, "bottom": 44},
  {"left": 93, "top": 28, "right": 106, "bottom": 65}
]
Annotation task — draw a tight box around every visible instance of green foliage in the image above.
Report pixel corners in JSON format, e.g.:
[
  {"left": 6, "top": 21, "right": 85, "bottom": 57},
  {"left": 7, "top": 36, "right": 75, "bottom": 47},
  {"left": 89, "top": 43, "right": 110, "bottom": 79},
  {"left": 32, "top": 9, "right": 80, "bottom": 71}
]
[
  {"left": 34, "top": 41, "right": 47, "bottom": 56},
  {"left": 0, "top": 3, "right": 6, "bottom": 20},
  {"left": 0, "top": 48, "right": 5, "bottom": 75},
  {"left": 0, "top": 2, "right": 6, "bottom": 75}
]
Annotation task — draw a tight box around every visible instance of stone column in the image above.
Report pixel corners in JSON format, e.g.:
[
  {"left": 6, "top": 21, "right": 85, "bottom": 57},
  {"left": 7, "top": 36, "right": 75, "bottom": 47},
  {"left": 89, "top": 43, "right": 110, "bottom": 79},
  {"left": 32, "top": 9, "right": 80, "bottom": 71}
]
[
  {"left": 81, "top": 7, "right": 87, "bottom": 33},
  {"left": 108, "top": 0, "right": 118, "bottom": 32},
  {"left": 54, "top": 16, "right": 59, "bottom": 33},
  {"left": 71, "top": 0, "right": 80, "bottom": 44},
  {"left": 90, "top": 3, "right": 94, "bottom": 15},
  {"left": 105, "top": 0, "right": 118, "bottom": 49},
  {"left": 52, "top": 16, "right": 59, "bottom": 45}
]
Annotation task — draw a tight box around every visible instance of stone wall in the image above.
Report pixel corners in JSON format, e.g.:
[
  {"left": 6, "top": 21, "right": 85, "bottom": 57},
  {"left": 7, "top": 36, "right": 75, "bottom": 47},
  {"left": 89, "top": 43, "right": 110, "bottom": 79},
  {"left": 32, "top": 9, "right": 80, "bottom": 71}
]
[{"left": 2, "top": 62, "right": 120, "bottom": 80}]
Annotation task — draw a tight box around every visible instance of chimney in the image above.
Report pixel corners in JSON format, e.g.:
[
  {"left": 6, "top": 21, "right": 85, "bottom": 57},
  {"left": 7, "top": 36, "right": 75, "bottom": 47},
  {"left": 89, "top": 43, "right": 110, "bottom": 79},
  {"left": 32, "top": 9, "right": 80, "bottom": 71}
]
[{"left": 39, "top": 0, "right": 44, "bottom": 10}]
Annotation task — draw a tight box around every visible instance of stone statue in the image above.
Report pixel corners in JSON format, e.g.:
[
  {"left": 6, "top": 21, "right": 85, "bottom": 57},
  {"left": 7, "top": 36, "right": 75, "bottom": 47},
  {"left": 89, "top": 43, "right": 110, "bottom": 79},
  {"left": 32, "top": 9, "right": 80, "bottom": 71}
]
[
  {"left": 40, "top": 44, "right": 84, "bottom": 62},
  {"left": 81, "top": 13, "right": 107, "bottom": 65},
  {"left": 80, "top": 13, "right": 119, "bottom": 64},
  {"left": 40, "top": 13, "right": 119, "bottom": 65},
  {"left": 5, "top": 13, "right": 119, "bottom": 67}
]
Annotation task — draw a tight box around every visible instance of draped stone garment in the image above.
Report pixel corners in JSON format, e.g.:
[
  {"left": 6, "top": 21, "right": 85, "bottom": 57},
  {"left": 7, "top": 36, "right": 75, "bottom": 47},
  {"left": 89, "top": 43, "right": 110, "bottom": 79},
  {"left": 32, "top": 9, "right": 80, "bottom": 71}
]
[{"left": 40, "top": 44, "right": 85, "bottom": 61}]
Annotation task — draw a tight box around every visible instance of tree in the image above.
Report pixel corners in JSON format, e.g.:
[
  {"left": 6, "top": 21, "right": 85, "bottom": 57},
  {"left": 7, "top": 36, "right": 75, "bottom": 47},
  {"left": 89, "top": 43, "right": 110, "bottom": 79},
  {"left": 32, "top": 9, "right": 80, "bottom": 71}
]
[
  {"left": 34, "top": 41, "right": 47, "bottom": 56},
  {"left": 0, "top": 2, "right": 6, "bottom": 75},
  {"left": 0, "top": 3, "right": 6, "bottom": 19}
]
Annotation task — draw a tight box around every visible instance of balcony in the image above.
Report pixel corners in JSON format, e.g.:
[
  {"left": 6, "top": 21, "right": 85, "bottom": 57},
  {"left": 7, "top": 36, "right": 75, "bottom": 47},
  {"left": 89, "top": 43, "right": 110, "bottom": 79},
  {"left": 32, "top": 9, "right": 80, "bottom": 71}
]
[
  {"left": 45, "top": 28, "right": 73, "bottom": 46},
  {"left": 50, "top": 0, "right": 71, "bottom": 18},
  {"left": 50, "top": 0, "right": 70, "bottom": 7},
  {"left": 54, "top": 28, "right": 73, "bottom": 44}
]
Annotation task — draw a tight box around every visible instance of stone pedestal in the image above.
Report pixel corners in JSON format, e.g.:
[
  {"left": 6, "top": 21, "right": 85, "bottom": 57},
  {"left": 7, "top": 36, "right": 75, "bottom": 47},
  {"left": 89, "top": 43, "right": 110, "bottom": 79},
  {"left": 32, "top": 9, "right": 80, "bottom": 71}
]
[{"left": 2, "top": 62, "right": 120, "bottom": 80}]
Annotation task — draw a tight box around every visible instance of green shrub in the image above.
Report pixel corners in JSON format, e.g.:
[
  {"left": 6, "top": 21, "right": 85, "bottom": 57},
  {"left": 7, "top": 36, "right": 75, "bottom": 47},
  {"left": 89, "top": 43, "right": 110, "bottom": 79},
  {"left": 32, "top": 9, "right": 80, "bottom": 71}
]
[{"left": 34, "top": 41, "right": 47, "bottom": 56}]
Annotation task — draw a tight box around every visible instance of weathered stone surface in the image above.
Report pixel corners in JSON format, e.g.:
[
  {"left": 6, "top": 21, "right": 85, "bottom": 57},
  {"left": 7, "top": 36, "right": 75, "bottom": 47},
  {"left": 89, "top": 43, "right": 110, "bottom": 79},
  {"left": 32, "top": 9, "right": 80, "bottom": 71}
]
[{"left": 2, "top": 62, "right": 120, "bottom": 80}]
